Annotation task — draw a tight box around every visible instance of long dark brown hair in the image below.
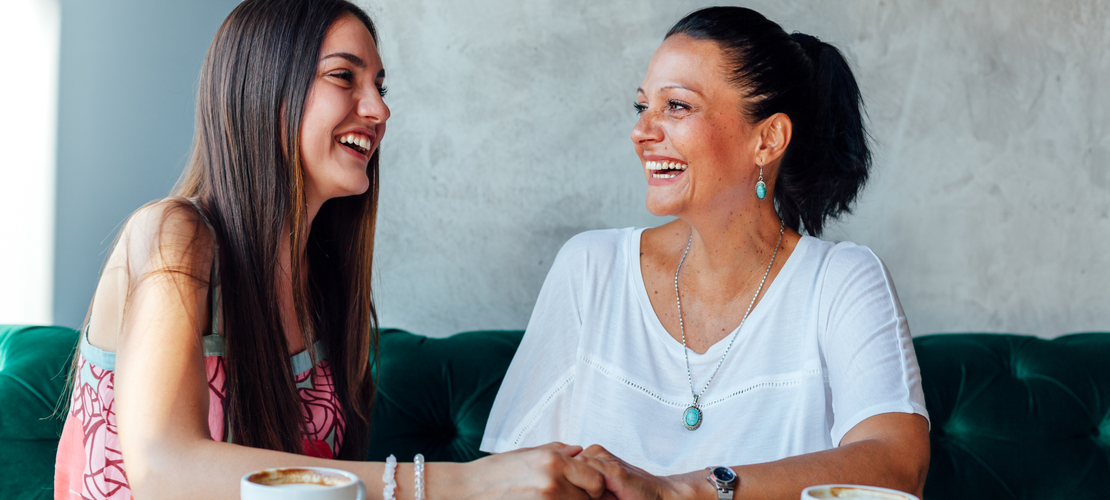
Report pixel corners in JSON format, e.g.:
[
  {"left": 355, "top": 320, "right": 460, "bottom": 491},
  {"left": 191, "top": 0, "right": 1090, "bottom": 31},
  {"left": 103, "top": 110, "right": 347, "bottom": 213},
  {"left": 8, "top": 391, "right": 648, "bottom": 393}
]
[{"left": 172, "top": 0, "right": 381, "bottom": 459}]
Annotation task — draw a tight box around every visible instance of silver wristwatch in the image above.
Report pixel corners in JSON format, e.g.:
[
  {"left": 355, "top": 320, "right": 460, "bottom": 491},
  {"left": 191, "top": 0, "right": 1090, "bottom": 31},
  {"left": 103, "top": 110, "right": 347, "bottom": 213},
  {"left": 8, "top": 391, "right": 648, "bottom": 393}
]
[{"left": 706, "top": 466, "right": 738, "bottom": 500}]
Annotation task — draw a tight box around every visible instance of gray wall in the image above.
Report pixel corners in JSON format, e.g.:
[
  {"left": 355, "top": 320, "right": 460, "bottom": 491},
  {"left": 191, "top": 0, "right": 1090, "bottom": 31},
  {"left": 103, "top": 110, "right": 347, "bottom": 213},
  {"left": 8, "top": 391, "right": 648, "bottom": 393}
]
[
  {"left": 54, "top": 0, "right": 1109, "bottom": 338},
  {"left": 53, "top": 0, "right": 239, "bottom": 328}
]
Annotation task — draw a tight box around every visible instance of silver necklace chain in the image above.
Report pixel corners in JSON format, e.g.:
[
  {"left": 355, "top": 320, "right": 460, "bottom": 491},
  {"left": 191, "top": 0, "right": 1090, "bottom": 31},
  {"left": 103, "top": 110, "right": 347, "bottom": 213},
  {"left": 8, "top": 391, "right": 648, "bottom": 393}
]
[{"left": 675, "top": 219, "right": 785, "bottom": 405}]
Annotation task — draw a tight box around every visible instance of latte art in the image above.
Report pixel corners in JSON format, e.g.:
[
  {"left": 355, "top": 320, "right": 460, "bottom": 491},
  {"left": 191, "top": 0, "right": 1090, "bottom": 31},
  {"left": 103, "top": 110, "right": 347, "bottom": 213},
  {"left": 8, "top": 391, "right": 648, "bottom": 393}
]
[
  {"left": 801, "top": 485, "right": 918, "bottom": 500},
  {"left": 242, "top": 467, "right": 364, "bottom": 500}
]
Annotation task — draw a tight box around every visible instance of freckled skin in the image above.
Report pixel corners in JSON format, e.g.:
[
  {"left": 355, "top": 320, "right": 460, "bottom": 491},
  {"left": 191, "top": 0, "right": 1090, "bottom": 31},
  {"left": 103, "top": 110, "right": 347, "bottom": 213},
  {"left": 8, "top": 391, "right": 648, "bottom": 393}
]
[
  {"left": 630, "top": 34, "right": 802, "bottom": 354},
  {"left": 588, "top": 29, "right": 930, "bottom": 500}
]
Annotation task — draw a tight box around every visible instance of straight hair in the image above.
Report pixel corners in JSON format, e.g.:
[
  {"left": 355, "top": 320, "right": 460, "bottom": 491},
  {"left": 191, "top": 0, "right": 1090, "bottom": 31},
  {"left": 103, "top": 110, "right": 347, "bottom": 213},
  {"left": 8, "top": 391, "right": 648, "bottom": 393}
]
[{"left": 172, "top": 0, "right": 380, "bottom": 459}]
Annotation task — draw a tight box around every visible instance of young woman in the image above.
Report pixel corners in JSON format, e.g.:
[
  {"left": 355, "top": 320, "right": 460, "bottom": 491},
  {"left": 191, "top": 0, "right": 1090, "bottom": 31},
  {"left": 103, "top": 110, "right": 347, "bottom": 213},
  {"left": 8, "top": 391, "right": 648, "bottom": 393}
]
[
  {"left": 54, "top": 1, "right": 604, "bottom": 499},
  {"left": 482, "top": 7, "right": 930, "bottom": 499}
]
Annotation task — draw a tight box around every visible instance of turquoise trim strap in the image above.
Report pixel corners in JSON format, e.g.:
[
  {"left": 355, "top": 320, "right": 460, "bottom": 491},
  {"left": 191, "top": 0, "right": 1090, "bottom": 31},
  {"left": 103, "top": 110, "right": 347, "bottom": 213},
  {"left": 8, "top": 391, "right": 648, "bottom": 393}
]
[
  {"left": 203, "top": 334, "right": 226, "bottom": 357},
  {"left": 211, "top": 282, "right": 221, "bottom": 335},
  {"left": 183, "top": 197, "right": 220, "bottom": 336},
  {"left": 292, "top": 341, "right": 328, "bottom": 375},
  {"left": 81, "top": 329, "right": 325, "bottom": 375},
  {"left": 79, "top": 325, "right": 116, "bottom": 371},
  {"left": 202, "top": 334, "right": 326, "bottom": 375}
]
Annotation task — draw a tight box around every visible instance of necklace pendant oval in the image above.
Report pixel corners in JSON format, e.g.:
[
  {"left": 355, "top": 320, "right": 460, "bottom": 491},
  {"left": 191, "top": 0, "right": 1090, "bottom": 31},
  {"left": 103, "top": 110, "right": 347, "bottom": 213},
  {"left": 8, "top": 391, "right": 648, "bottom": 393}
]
[{"left": 683, "top": 405, "right": 702, "bottom": 430}]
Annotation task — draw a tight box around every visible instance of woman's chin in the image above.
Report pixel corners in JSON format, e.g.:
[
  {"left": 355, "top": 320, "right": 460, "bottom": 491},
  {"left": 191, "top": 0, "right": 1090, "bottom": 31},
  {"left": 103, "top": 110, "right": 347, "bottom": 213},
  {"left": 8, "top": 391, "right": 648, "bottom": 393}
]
[
  {"left": 644, "top": 196, "right": 682, "bottom": 217},
  {"left": 322, "top": 180, "right": 371, "bottom": 202}
]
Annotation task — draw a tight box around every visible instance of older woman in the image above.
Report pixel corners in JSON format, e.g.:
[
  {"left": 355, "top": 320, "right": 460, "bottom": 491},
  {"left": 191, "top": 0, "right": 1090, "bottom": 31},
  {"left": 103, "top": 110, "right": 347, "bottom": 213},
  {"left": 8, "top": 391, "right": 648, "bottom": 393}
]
[{"left": 482, "top": 7, "right": 929, "bottom": 499}]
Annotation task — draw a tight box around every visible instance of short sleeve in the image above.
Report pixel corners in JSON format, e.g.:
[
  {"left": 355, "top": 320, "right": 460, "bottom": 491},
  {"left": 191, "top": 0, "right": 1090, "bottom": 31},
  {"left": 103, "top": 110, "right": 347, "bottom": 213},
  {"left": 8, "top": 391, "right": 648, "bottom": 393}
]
[
  {"left": 480, "top": 233, "right": 595, "bottom": 453},
  {"left": 820, "top": 245, "right": 929, "bottom": 446}
]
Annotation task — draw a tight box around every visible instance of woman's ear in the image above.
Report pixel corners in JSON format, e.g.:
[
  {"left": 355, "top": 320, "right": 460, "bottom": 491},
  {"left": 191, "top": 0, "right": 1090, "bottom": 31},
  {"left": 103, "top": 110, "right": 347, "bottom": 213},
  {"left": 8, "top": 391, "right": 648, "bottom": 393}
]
[{"left": 754, "top": 113, "right": 792, "bottom": 166}]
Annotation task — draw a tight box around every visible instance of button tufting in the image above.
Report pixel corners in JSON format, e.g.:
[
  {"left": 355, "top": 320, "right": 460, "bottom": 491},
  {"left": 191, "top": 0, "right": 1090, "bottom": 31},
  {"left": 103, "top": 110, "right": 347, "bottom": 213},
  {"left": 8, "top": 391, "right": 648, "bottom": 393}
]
[
  {"left": 438, "top": 424, "right": 458, "bottom": 441},
  {"left": 1097, "top": 418, "right": 1110, "bottom": 447}
]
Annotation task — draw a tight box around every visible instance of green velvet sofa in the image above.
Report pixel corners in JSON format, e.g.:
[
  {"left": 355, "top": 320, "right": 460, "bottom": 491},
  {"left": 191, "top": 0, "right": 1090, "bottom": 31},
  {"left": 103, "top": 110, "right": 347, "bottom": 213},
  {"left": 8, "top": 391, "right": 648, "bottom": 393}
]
[{"left": 3, "top": 324, "right": 1109, "bottom": 499}]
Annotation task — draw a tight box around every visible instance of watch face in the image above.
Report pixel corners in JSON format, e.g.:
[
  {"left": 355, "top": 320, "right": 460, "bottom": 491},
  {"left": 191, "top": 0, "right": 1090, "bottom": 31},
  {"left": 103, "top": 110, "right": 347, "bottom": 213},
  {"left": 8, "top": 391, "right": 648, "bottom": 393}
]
[{"left": 712, "top": 467, "right": 736, "bottom": 483}]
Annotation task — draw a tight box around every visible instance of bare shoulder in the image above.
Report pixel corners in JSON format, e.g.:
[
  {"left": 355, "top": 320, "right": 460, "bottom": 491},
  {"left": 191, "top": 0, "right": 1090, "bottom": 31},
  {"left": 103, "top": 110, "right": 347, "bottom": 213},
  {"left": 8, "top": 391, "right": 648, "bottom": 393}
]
[
  {"left": 87, "top": 197, "right": 216, "bottom": 350},
  {"left": 120, "top": 196, "right": 217, "bottom": 278}
]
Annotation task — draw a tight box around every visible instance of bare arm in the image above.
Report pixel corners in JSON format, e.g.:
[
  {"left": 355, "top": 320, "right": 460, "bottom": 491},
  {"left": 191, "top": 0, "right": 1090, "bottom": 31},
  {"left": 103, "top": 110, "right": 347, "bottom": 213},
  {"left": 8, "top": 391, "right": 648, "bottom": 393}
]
[
  {"left": 105, "top": 201, "right": 604, "bottom": 500},
  {"left": 581, "top": 412, "right": 930, "bottom": 500}
]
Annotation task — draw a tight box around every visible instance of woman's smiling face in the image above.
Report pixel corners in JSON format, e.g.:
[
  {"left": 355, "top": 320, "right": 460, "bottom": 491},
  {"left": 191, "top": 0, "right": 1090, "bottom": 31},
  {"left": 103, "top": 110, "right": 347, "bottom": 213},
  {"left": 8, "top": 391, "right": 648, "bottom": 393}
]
[
  {"left": 632, "top": 34, "right": 760, "bottom": 218},
  {"left": 300, "top": 12, "right": 389, "bottom": 208}
]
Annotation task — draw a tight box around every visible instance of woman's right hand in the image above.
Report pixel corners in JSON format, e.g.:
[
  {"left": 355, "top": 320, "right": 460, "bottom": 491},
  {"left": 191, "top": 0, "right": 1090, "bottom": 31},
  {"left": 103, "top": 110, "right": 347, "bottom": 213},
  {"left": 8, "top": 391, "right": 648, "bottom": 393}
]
[{"left": 453, "top": 442, "right": 607, "bottom": 500}]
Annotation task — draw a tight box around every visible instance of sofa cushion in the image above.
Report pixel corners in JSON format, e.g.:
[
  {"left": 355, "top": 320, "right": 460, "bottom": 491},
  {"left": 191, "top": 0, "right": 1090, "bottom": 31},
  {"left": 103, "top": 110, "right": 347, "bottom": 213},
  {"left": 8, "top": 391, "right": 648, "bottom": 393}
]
[
  {"left": 0, "top": 325, "right": 80, "bottom": 500},
  {"left": 916, "top": 333, "right": 1110, "bottom": 499}
]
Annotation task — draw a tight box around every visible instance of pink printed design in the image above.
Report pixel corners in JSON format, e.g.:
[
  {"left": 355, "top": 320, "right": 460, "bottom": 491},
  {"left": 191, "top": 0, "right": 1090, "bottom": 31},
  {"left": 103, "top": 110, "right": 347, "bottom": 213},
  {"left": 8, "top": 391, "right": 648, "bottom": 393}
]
[
  {"left": 63, "top": 356, "right": 131, "bottom": 500},
  {"left": 206, "top": 356, "right": 228, "bottom": 442},
  {"left": 296, "top": 360, "right": 345, "bottom": 458},
  {"left": 56, "top": 352, "right": 345, "bottom": 500}
]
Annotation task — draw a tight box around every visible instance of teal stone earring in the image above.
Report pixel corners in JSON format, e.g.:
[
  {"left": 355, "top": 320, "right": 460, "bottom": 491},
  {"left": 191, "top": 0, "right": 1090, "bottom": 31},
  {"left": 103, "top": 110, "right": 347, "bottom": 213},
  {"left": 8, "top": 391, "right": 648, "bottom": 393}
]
[{"left": 755, "top": 161, "right": 767, "bottom": 200}]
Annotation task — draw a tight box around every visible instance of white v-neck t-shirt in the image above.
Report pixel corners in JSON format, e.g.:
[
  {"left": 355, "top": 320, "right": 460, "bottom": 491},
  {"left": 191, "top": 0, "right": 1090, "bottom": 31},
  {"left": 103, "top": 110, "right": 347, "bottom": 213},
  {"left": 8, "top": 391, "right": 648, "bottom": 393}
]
[{"left": 480, "top": 228, "right": 928, "bottom": 475}]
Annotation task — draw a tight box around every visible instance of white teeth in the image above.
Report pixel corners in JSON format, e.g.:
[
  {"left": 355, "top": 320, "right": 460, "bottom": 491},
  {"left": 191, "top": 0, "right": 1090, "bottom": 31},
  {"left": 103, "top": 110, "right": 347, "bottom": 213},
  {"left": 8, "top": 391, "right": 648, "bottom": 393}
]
[
  {"left": 644, "top": 160, "right": 687, "bottom": 172},
  {"left": 651, "top": 173, "right": 677, "bottom": 179},
  {"left": 339, "top": 133, "right": 371, "bottom": 151}
]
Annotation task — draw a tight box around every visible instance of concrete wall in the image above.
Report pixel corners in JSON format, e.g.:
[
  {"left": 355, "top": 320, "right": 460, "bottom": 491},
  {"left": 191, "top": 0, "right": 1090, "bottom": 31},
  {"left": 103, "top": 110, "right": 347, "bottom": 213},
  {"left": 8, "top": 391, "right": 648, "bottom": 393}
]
[{"left": 51, "top": 0, "right": 1109, "bottom": 338}]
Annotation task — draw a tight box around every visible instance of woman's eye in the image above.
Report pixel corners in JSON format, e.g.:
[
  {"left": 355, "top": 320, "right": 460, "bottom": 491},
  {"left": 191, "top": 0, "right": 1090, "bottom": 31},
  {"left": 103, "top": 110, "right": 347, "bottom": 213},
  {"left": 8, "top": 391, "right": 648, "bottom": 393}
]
[
  {"left": 668, "top": 100, "right": 690, "bottom": 112},
  {"left": 329, "top": 70, "right": 354, "bottom": 82},
  {"left": 378, "top": 85, "right": 388, "bottom": 98},
  {"left": 633, "top": 102, "right": 647, "bottom": 115}
]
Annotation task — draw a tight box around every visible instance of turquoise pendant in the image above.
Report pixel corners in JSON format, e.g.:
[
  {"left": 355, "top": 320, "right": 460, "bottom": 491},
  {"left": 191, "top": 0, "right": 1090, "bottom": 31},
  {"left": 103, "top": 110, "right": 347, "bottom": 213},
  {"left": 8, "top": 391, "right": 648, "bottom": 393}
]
[
  {"left": 683, "top": 405, "right": 702, "bottom": 430},
  {"left": 755, "top": 180, "right": 767, "bottom": 200}
]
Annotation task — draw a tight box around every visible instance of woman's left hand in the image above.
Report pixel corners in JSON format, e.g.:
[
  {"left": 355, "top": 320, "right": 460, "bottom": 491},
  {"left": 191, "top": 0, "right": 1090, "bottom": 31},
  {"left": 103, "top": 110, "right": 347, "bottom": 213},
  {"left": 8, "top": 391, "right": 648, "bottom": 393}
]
[{"left": 576, "top": 445, "right": 714, "bottom": 500}]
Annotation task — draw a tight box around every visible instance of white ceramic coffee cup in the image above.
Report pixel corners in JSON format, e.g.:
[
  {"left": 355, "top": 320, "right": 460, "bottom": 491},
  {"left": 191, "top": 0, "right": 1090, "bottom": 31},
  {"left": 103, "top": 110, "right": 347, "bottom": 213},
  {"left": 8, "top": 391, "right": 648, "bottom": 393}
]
[
  {"left": 241, "top": 467, "right": 365, "bottom": 500},
  {"left": 801, "top": 484, "right": 920, "bottom": 500}
]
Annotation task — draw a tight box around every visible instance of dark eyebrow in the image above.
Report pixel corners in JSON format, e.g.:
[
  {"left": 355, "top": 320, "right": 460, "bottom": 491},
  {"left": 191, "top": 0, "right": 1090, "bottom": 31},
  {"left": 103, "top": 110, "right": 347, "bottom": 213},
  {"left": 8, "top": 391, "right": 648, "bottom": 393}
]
[{"left": 321, "top": 52, "right": 365, "bottom": 68}]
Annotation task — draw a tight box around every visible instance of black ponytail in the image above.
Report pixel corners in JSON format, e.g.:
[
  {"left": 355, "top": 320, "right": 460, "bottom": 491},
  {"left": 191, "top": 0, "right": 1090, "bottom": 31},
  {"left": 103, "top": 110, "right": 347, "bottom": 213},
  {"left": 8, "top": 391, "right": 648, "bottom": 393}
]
[{"left": 666, "top": 8, "right": 871, "bottom": 236}]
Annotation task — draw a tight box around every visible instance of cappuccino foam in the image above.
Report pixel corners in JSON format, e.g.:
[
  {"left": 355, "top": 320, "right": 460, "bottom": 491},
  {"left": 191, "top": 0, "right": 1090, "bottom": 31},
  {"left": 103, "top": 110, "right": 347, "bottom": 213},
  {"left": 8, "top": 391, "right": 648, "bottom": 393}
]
[{"left": 247, "top": 468, "right": 351, "bottom": 488}]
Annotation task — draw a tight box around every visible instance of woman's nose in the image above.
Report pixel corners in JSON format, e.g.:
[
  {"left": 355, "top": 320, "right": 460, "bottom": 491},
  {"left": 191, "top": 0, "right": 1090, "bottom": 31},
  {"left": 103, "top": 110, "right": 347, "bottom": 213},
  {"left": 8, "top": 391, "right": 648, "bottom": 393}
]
[
  {"left": 359, "top": 91, "right": 390, "bottom": 123},
  {"left": 630, "top": 112, "right": 661, "bottom": 145}
]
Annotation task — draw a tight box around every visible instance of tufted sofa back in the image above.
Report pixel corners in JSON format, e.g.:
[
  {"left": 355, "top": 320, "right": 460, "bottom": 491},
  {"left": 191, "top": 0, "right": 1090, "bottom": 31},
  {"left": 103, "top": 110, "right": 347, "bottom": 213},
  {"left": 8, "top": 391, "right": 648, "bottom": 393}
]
[
  {"left": 3, "top": 324, "right": 1110, "bottom": 499},
  {"left": 914, "top": 333, "right": 1110, "bottom": 499},
  {"left": 366, "top": 329, "right": 523, "bottom": 462},
  {"left": 371, "top": 329, "right": 1110, "bottom": 499}
]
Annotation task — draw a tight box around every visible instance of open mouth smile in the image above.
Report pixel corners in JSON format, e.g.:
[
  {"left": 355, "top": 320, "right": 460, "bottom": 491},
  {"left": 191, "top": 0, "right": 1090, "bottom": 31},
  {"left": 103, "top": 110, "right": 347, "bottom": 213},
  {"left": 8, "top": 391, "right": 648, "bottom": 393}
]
[
  {"left": 337, "top": 133, "right": 373, "bottom": 156},
  {"left": 645, "top": 160, "right": 688, "bottom": 179}
]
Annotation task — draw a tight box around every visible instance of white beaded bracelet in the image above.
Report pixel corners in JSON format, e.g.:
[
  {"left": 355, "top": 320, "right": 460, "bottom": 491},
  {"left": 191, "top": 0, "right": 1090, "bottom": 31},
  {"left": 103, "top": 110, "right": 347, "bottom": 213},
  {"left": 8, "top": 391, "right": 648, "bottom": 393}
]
[
  {"left": 382, "top": 454, "right": 398, "bottom": 500},
  {"left": 414, "top": 454, "right": 425, "bottom": 500}
]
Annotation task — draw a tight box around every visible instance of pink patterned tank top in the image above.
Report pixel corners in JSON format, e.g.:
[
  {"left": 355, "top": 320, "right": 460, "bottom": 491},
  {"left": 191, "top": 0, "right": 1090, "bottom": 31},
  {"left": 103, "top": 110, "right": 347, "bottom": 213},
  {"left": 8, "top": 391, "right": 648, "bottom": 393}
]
[
  {"left": 54, "top": 332, "right": 345, "bottom": 500},
  {"left": 53, "top": 200, "right": 345, "bottom": 499}
]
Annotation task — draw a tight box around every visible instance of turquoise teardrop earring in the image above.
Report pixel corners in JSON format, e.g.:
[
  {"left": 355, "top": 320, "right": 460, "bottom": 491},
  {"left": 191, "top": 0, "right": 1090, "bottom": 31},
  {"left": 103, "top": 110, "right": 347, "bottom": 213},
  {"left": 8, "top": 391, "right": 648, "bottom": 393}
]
[{"left": 755, "top": 161, "right": 767, "bottom": 200}]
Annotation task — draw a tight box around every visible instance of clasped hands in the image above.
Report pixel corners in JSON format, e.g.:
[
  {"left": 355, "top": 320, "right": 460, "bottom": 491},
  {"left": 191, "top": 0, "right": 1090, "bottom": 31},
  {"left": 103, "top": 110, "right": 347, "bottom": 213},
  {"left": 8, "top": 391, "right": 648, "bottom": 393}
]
[{"left": 481, "top": 442, "right": 711, "bottom": 500}]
